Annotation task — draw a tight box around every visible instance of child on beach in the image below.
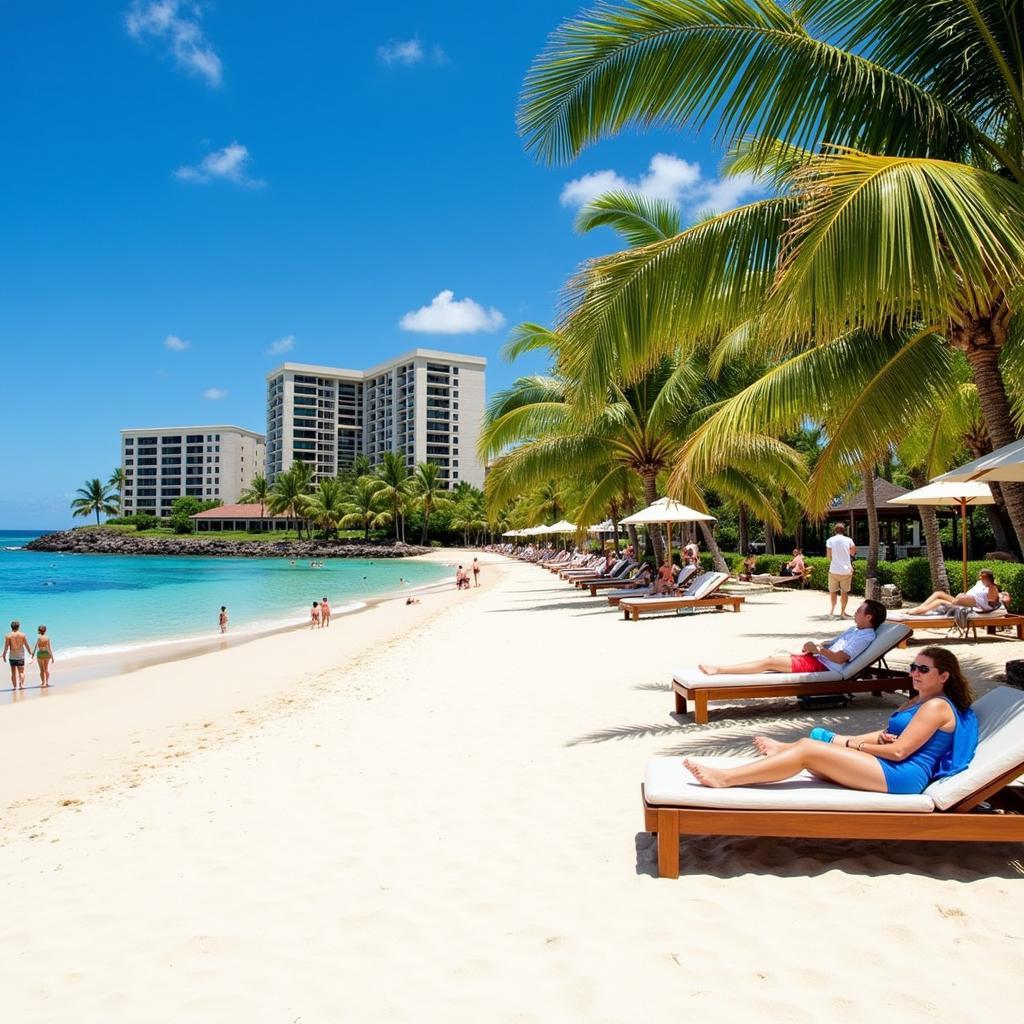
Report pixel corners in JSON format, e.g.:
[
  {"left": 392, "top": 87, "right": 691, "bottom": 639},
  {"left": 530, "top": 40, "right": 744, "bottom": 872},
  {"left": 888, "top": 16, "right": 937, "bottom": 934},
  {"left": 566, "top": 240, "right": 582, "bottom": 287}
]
[
  {"left": 311, "top": 601, "right": 321, "bottom": 628},
  {"left": 321, "top": 597, "right": 331, "bottom": 627},
  {"left": 31, "top": 626, "right": 54, "bottom": 687},
  {"left": 219, "top": 606, "right": 228, "bottom": 634}
]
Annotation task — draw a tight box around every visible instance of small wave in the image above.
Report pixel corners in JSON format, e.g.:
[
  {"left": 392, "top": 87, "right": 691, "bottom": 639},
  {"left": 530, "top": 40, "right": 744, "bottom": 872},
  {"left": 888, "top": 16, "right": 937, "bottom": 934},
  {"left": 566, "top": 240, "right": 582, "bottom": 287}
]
[{"left": 3, "top": 546, "right": 23, "bottom": 551}]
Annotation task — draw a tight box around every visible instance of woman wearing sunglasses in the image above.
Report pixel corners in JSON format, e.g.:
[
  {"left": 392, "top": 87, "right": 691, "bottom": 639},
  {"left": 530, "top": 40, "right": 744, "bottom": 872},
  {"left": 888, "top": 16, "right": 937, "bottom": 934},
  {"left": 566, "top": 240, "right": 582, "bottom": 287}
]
[{"left": 685, "top": 647, "right": 978, "bottom": 793}]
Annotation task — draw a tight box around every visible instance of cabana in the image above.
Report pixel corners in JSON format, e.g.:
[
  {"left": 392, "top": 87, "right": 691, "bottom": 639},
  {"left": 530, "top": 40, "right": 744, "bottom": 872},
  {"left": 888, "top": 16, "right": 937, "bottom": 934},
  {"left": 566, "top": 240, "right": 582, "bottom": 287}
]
[{"left": 190, "top": 504, "right": 304, "bottom": 533}]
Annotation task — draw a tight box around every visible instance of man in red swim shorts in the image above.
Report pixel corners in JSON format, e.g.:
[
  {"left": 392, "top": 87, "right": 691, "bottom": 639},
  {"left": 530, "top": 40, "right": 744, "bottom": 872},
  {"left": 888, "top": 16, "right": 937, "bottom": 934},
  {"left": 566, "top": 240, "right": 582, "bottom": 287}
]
[{"left": 698, "top": 600, "right": 886, "bottom": 676}]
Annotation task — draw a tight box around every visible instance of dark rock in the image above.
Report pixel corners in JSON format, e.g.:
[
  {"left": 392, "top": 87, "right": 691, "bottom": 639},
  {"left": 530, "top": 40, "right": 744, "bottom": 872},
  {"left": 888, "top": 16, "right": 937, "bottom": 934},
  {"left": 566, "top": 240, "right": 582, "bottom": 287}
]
[{"left": 26, "top": 530, "right": 432, "bottom": 559}]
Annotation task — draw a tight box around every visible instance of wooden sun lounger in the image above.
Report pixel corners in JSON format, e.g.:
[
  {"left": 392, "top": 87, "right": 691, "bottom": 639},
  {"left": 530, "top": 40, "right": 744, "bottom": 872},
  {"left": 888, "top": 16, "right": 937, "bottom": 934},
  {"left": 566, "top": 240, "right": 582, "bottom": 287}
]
[
  {"left": 621, "top": 594, "right": 744, "bottom": 621},
  {"left": 643, "top": 772, "right": 1024, "bottom": 878},
  {"left": 673, "top": 664, "right": 913, "bottom": 724},
  {"left": 891, "top": 613, "right": 1024, "bottom": 645},
  {"left": 643, "top": 684, "right": 1024, "bottom": 877},
  {"left": 589, "top": 576, "right": 645, "bottom": 596}
]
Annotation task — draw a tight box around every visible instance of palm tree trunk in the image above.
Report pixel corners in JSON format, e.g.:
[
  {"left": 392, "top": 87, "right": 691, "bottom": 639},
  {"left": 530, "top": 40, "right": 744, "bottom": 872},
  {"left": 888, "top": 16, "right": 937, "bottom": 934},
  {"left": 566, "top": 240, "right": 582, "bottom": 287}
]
[
  {"left": 95, "top": 508, "right": 100, "bottom": 525},
  {"left": 763, "top": 524, "right": 775, "bottom": 555},
  {"left": 861, "top": 465, "right": 880, "bottom": 600},
  {"left": 910, "top": 470, "right": 949, "bottom": 593},
  {"left": 697, "top": 520, "right": 728, "bottom": 573},
  {"left": 640, "top": 469, "right": 664, "bottom": 563},
  {"left": 958, "top": 328, "right": 1024, "bottom": 551},
  {"left": 737, "top": 504, "right": 749, "bottom": 554},
  {"left": 984, "top": 484, "right": 1015, "bottom": 553}
]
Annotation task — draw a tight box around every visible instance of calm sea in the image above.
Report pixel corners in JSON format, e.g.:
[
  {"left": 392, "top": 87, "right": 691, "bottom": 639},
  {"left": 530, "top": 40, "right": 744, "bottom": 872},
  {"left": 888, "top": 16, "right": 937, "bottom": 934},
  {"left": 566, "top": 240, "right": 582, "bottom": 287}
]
[{"left": 0, "top": 530, "right": 450, "bottom": 661}]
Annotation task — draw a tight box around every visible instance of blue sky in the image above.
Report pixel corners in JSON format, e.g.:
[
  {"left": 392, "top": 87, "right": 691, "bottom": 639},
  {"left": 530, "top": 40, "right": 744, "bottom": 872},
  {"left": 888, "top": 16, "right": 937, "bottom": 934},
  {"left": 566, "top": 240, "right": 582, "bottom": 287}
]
[{"left": 2, "top": 1, "right": 757, "bottom": 528}]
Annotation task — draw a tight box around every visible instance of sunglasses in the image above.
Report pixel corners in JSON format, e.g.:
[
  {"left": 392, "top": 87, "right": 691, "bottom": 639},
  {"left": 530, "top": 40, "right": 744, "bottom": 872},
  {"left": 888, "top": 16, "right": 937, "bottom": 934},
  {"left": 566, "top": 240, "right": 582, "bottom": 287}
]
[{"left": 908, "top": 663, "right": 934, "bottom": 674}]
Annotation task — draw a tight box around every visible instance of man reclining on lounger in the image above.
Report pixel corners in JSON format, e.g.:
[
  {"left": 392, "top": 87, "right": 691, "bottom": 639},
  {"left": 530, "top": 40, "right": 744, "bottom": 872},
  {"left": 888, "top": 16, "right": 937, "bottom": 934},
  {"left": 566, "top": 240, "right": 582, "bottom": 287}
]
[{"left": 698, "top": 599, "right": 886, "bottom": 676}]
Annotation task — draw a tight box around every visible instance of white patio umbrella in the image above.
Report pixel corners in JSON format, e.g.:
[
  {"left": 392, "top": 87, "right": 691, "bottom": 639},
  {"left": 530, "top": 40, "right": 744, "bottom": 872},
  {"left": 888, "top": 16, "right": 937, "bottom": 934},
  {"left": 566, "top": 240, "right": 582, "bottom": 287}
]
[
  {"left": 888, "top": 481, "right": 994, "bottom": 588},
  {"left": 937, "top": 437, "right": 1024, "bottom": 484},
  {"left": 587, "top": 519, "right": 613, "bottom": 534},
  {"left": 546, "top": 519, "right": 578, "bottom": 533},
  {"left": 620, "top": 497, "right": 715, "bottom": 566}
]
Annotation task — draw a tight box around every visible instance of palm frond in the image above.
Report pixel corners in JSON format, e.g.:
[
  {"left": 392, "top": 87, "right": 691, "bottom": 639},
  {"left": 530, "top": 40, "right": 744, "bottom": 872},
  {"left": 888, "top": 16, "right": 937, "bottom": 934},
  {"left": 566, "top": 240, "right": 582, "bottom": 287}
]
[{"left": 575, "top": 189, "right": 680, "bottom": 245}]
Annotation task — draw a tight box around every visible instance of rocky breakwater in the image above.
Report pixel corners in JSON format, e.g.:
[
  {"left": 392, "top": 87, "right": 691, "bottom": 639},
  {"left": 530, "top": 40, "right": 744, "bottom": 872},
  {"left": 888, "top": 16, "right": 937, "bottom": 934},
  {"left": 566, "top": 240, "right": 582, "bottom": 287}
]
[{"left": 27, "top": 531, "right": 432, "bottom": 559}]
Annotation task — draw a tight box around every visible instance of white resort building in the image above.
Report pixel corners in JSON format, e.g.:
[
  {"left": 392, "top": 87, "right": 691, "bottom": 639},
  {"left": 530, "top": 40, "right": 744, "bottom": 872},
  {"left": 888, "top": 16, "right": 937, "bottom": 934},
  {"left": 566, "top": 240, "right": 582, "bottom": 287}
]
[
  {"left": 265, "top": 349, "right": 486, "bottom": 489},
  {"left": 119, "top": 425, "right": 266, "bottom": 518}
]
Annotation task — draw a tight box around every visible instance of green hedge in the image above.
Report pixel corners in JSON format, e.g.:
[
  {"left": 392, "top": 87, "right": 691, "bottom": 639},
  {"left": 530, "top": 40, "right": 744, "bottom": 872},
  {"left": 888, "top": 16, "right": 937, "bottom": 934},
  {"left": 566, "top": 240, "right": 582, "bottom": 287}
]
[{"left": 732, "top": 554, "right": 1024, "bottom": 608}]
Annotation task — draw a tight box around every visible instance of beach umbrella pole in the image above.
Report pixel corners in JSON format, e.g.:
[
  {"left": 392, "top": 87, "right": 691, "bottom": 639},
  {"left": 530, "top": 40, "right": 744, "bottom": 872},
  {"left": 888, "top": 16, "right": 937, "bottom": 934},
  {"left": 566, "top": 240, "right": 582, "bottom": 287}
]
[{"left": 961, "top": 497, "right": 968, "bottom": 591}]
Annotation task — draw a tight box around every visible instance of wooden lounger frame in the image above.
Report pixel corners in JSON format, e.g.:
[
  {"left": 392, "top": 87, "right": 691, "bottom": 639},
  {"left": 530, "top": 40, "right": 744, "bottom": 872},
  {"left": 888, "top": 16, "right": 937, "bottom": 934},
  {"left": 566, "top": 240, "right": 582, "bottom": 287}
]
[
  {"left": 621, "top": 595, "right": 744, "bottom": 621},
  {"left": 673, "top": 663, "right": 914, "bottom": 725},
  {"left": 893, "top": 614, "right": 1024, "bottom": 645},
  {"left": 642, "top": 760, "right": 1024, "bottom": 878}
]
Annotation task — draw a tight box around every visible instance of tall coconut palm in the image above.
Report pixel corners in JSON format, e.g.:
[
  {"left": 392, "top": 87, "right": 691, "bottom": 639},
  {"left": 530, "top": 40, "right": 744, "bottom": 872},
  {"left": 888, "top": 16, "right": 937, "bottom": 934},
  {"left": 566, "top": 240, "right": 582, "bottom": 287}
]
[
  {"left": 108, "top": 467, "right": 125, "bottom": 516},
  {"left": 71, "top": 478, "right": 119, "bottom": 525},
  {"left": 518, "top": 0, "right": 1024, "bottom": 548},
  {"left": 410, "top": 461, "right": 451, "bottom": 544},
  {"left": 305, "top": 477, "right": 347, "bottom": 538},
  {"left": 268, "top": 465, "right": 311, "bottom": 537},
  {"left": 450, "top": 489, "right": 488, "bottom": 546},
  {"left": 341, "top": 476, "right": 389, "bottom": 541},
  {"left": 241, "top": 473, "right": 270, "bottom": 517},
  {"left": 375, "top": 451, "right": 412, "bottom": 542}
]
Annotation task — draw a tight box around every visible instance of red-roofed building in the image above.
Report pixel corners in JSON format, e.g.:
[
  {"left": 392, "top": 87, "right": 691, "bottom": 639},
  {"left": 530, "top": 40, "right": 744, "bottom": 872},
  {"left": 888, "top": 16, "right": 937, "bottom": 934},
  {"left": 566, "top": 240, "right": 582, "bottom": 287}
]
[{"left": 190, "top": 504, "right": 303, "bottom": 532}]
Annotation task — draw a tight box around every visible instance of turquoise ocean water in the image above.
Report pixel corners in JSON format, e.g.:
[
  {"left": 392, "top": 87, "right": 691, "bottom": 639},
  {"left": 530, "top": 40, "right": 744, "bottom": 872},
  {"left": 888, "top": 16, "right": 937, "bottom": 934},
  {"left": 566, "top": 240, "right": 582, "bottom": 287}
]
[{"left": 0, "top": 531, "right": 450, "bottom": 661}]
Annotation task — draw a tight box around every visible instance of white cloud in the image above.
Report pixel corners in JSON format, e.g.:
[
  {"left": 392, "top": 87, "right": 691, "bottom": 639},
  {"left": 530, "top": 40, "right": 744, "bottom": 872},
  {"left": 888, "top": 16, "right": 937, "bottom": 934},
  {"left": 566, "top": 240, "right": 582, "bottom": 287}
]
[
  {"left": 164, "top": 334, "right": 190, "bottom": 351},
  {"left": 125, "top": 1, "right": 223, "bottom": 87},
  {"left": 175, "top": 142, "right": 265, "bottom": 187},
  {"left": 560, "top": 153, "right": 763, "bottom": 215},
  {"left": 400, "top": 290, "right": 505, "bottom": 335},
  {"left": 202, "top": 387, "right": 228, "bottom": 400},
  {"left": 377, "top": 38, "right": 446, "bottom": 66},
  {"left": 267, "top": 334, "right": 295, "bottom": 356}
]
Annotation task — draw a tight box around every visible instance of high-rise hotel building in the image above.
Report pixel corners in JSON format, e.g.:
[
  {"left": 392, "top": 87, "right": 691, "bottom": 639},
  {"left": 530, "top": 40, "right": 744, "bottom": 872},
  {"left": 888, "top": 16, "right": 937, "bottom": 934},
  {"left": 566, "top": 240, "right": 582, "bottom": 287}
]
[
  {"left": 119, "top": 426, "right": 266, "bottom": 517},
  {"left": 265, "top": 349, "right": 486, "bottom": 488}
]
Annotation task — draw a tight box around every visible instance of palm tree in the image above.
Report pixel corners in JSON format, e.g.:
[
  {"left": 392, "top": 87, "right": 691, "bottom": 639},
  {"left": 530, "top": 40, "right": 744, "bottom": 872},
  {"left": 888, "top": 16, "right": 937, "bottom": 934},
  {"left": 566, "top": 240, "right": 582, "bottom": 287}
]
[
  {"left": 375, "top": 451, "right": 412, "bottom": 542},
  {"left": 108, "top": 467, "right": 125, "bottom": 516},
  {"left": 410, "top": 462, "right": 451, "bottom": 544},
  {"left": 450, "top": 489, "right": 488, "bottom": 546},
  {"left": 305, "top": 477, "right": 347, "bottom": 538},
  {"left": 71, "top": 478, "right": 118, "bottom": 525},
  {"left": 340, "top": 476, "right": 390, "bottom": 541},
  {"left": 241, "top": 473, "right": 270, "bottom": 518},
  {"left": 518, "top": 0, "right": 1024, "bottom": 548},
  {"left": 268, "top": 465, "right": 311, "bottom": 538}
]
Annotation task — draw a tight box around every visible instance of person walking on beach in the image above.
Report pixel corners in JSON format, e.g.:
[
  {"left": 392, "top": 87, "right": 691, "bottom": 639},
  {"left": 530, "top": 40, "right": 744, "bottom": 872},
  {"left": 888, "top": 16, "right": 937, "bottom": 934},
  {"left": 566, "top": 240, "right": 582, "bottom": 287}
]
[
  {"left": 3, "top": 621, "right": 32, "bottom": 689},
  {"left": 826, "top": 523, "right": 857, "bottom": 619},
  {"left": 219, "top": 606, "right": 228, "bottom": 634},
  {"left": 310, "top": 601, "right": 321, "bottom": 628},
  {"left": 321, "top": 596, "right": 331, "bottom": 627},
  {"left": 472, "top": 558, "right": 481, "bottom": 587},
  {"left": 31, "top": 626, "right": 54, "bottom": 687}
]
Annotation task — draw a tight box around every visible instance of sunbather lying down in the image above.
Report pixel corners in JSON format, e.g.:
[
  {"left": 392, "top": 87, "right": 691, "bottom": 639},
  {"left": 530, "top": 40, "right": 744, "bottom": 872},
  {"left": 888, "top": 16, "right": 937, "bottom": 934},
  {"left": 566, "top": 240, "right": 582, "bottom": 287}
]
[
  {"left": 697, "top": 600, "right": 886, "bottom": 676},
  {"left": 905, "top": 569, "right": 1001, "bottom": 616},
  {"left": 685, "top": 646, "right": 977, "bottom": 795}
]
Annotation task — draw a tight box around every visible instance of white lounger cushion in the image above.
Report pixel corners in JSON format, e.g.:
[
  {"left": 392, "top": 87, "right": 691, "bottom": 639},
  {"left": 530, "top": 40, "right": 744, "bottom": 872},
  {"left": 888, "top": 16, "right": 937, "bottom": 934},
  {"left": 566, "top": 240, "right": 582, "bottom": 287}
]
[
  {"left": 645, "top": 757, "right": 934, "bottom": 812},
  {"left": 622, "top": 571, "right": 728, "bottom": 606},
  {"left": 925, "top": 686, "right": 1024, "bottom": 810},
  {"left": 671, "top": 620, "right": 911, "bottom": 689}
]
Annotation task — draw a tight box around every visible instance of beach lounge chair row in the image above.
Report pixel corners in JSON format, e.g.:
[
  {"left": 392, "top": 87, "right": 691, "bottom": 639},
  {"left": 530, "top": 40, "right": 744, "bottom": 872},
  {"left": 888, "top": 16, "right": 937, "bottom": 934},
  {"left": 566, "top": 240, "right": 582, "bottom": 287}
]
[
  {"left": 642, "top": 684, "right": 1024, "bottom": 877},
  {"left": 619, "top": 572, "right": 742, "bottom": 620}
]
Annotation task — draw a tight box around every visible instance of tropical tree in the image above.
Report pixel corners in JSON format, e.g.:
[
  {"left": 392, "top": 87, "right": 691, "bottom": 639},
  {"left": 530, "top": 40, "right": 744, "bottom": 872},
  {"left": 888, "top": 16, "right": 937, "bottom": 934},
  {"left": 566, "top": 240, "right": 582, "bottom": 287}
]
[
  {"left": 71, "top": 478, "right": 119, "bottom": 525},
  {"left": 375, "top": 451, "right": 412, "bottom": 542},
  {"left": 450, "top": 488, "right": 488, "bottom": 546},
  {"left": 268, "top": 465, "right": 312, "bottom": 537},
  {"left": 518, "top": 0, "right": 1024, "bottom": 549},
  {"left": 108, "top": 467, "right": 125, "bottom": 515},
  {"left": 305, "top": 477, "right": 347, "bottom": 538},
  {"left": 241, "top": 473, "right": 271, "bottom": 517},
  {"left": 410, "top": 461, "right": 452, "bottom": 544},
  {"left": 340, "top": 476, "right": 390, "bottom": 541}
]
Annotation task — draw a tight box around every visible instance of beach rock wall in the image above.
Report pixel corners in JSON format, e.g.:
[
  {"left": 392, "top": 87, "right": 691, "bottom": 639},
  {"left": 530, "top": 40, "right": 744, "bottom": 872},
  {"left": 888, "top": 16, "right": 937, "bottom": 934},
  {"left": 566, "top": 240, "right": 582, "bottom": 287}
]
[{"left": 26, "top": 531, "right": 432, "bottom": 559}]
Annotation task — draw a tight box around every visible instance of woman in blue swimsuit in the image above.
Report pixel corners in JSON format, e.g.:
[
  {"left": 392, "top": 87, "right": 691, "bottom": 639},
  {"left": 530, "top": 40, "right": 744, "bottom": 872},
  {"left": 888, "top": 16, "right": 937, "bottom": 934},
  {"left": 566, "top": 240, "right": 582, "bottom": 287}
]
[{"left": 685, "top": 646, "right": 977, "bottom": 793}]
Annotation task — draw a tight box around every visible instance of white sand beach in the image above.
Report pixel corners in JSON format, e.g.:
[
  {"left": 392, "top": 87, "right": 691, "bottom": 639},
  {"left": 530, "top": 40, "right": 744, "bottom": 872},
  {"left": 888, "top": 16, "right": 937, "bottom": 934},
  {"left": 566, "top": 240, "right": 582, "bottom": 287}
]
[{"left": 1, "top": 549, "right": 1022, "bottom": 1022}]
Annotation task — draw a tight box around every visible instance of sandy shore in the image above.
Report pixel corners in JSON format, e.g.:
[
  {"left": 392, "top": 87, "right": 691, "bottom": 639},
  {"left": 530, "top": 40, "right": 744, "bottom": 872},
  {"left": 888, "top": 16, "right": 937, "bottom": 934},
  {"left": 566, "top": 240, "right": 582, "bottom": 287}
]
[{"left": 1, "top": 552, "right": 1022, "bottom": 1021}]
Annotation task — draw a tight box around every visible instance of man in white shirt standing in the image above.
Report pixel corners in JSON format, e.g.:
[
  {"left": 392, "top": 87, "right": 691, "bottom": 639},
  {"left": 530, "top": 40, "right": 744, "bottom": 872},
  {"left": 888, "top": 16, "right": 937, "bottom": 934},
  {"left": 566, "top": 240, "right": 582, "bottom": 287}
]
[{"left": 826, "top": 522, "right": 857, "bottom": 619}]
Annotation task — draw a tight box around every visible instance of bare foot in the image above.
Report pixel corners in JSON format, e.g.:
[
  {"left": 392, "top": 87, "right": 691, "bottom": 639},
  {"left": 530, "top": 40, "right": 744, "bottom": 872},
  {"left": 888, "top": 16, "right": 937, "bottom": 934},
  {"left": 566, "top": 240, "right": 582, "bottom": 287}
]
[
  {"left": 753, "top": 736, "right": 783, "bottom": 756},
  {"left": 683, "top": 758, "right": 728, "bottom": 788},
  {"left": 698, "top": 664, "right": 719, "bottom": 676}
]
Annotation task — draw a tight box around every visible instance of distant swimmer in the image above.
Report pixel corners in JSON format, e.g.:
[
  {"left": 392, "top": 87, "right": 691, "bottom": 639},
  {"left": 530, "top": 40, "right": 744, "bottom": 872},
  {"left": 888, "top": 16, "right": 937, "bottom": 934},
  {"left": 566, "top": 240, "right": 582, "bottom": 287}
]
[
  {"left": 219, "top": 606, "right": 228, "bottom": 634},
  {"left": 31, "top": 625, "right": 54, "bottom": 687},
  {"left": 321, "top": 596, "right": 331, "bottom": 627},
  {"left": 2, "top": 620, "right": 32, "bottom": 690},
  {"left": 310, "top": 601, "right": 321, "bottom": 628}
]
